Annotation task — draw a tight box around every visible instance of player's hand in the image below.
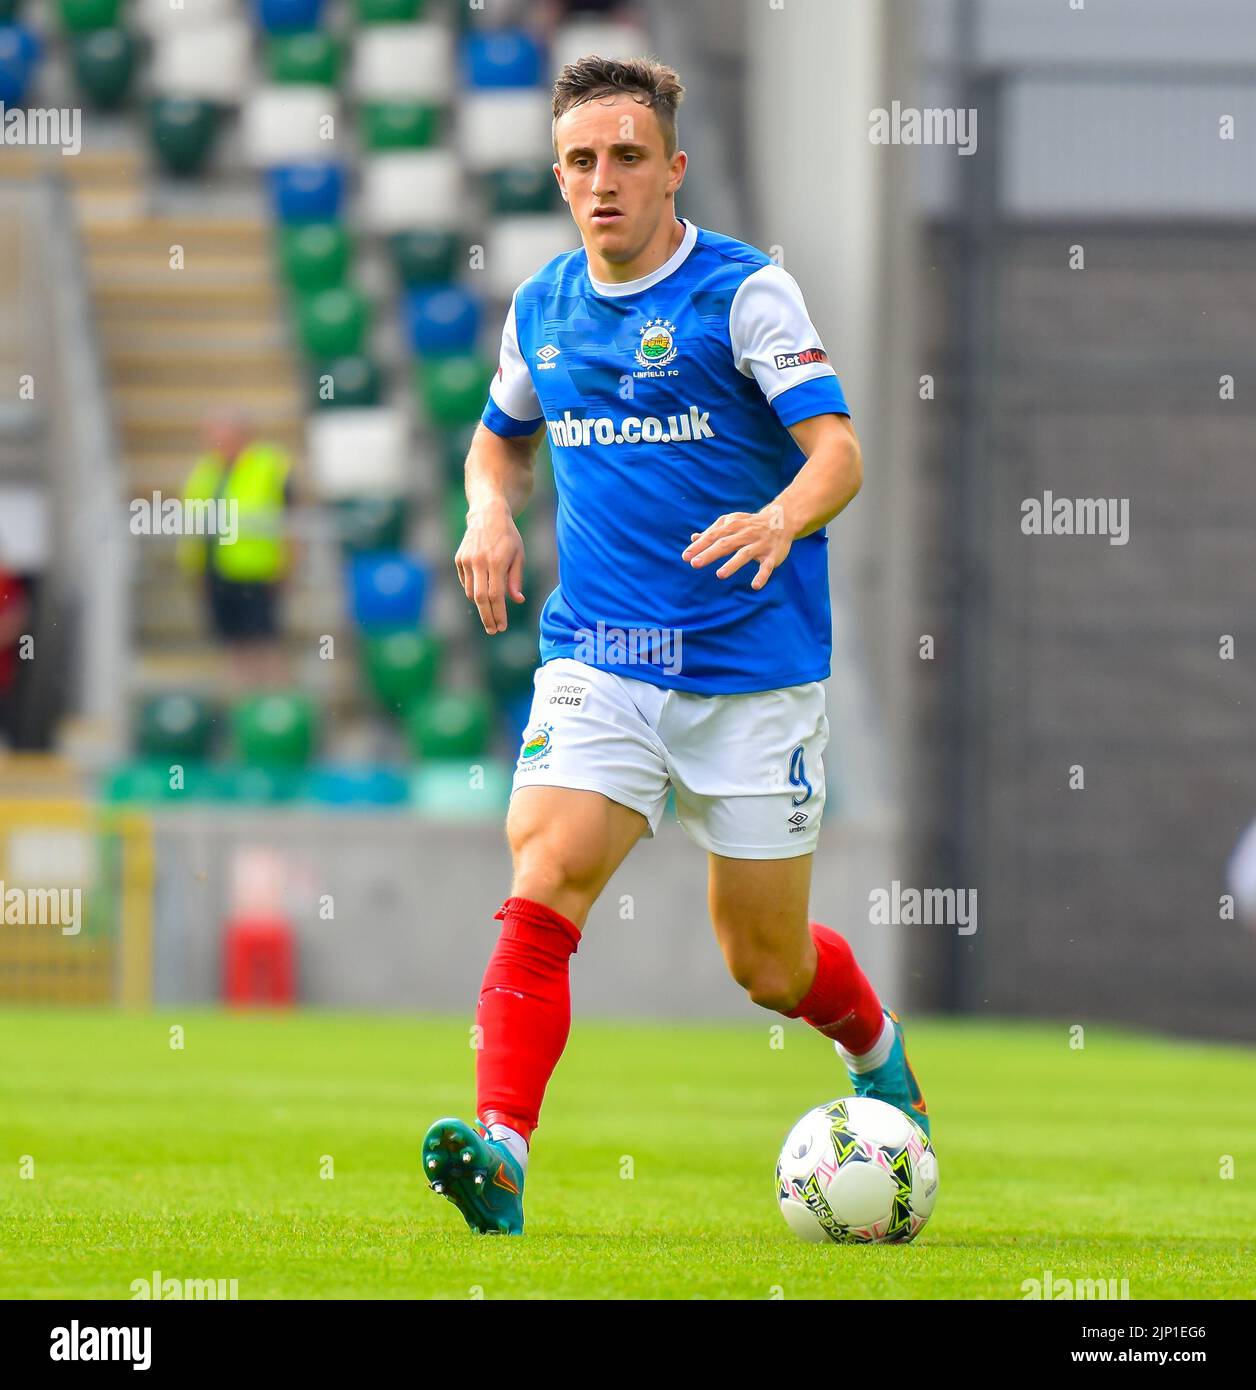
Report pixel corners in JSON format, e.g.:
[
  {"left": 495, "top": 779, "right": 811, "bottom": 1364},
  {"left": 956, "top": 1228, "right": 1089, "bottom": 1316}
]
[
  {"left": 682, "top": 504, "right": 793, "bottom": 591},
  {"left": 455, "top": 500, "right": 526, "bottom": 634}
]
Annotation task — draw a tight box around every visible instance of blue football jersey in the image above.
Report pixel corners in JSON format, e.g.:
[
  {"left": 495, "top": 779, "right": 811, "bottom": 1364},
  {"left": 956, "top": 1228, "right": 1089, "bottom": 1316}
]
[{"left": 481, "top": 216, "right": 850, "bottom": 695}]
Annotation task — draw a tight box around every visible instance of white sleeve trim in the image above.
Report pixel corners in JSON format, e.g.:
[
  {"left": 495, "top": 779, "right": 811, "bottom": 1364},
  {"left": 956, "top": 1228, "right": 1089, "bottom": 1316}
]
[
  {"left": 728, "top": 264, "right": 838, "bottom": 405},
  {"left": 487, "top": 288, "right": 543, "bottom": 423}
]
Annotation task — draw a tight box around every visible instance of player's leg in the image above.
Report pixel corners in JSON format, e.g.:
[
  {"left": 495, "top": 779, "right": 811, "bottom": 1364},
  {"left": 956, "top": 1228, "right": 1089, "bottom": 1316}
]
[
  {"left": 706, "top": 850, "right": 929, "bottom": 1135},
  {"left": 424, "top": 659, "right": 668, "bottom": 1233}
]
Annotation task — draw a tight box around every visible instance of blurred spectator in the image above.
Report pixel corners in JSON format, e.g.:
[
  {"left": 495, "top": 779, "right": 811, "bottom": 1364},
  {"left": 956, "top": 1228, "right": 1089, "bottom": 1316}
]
[
  {"left": 1227, "top": 818, "right": 1256, "bottom": 932},
  {"left": 0, "top": 556, "right": 29, "bottom": 749},
  {"left": 178, "top": 412, "right": 296, "bottom": 692}
]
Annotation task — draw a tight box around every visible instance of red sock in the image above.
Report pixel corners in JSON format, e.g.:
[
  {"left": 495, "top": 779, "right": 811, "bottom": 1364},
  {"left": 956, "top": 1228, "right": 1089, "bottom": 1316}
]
[
  {"left": 784, "top": 921, "right": 884, "bottom": 1054},
  {"left": 475, "top": 896, "right": 581, "bottom": 1143}
]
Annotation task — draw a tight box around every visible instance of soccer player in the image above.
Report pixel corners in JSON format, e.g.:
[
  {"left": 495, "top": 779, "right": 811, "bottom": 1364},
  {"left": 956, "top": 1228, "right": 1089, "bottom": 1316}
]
[{"left": 423, "top": 56, "right": 929, "bottom": 1234}]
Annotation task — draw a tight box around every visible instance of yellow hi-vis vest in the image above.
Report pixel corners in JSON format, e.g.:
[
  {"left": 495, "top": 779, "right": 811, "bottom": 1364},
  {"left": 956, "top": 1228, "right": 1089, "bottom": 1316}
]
[{"left": 178, "top": 444, "right": 290, "bottom": 583}]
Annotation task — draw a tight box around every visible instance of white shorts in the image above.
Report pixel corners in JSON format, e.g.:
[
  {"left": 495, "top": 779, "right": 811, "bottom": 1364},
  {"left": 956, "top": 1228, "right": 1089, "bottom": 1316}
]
[{"left": 511, "top": 658, "right": 829, "bottom": 859}]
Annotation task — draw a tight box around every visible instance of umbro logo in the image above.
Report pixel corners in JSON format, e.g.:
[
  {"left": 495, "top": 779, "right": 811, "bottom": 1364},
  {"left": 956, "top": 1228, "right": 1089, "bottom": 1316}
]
[
  {"left": 787, "top": 811, "right": 809, "bottom": 832},
  {"left": 536, "top": 343, "right": 560, "bottom": 369}
]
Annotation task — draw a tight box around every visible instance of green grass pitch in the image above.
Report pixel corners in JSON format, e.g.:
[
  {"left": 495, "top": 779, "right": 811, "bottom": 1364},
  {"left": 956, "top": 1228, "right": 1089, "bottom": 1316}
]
[{"left": 1, "top": 1009, "right": 1253, "bottom": 1299}]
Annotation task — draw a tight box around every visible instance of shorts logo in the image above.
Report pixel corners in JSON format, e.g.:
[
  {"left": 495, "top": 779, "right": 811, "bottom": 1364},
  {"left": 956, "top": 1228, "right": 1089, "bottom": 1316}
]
[
  {"left": 547, "top": 682, "right": 587, "bottom": 709},
  {"left": 520, "top": 723, "right": 553, "bottom": 761},
  {"left": 636, "top": 318, "right": 678, "bottom": 369},
  {"left": 787, "top": 810, "right": 809, "bottom": 833},
  {"left": 774, "top": 347, "right": 828, "bottom": 370},
  {"left": 788, "top": 744, "right": 813, "bottom": 806}
]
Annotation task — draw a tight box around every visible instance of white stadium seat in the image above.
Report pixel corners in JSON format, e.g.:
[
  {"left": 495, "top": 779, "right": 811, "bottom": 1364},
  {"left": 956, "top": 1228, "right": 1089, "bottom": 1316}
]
[
  {"left": 307, "top": 408, "right": 410, "bottom": 499},
  {"left": 459, "top": 90, "right": 553, "bottom": 173},
  {"left": 360, "top": 150, "right": 462, "bottom": 233},
  {"left": 150, "top": 19, "right": 254, "bottom": 104},
  {"left": 242, "top": 85, "right": 341, "bottom": 168},
  {"left": 484, "top": 215, "right": 578, "bottom": 300},
  {"left": 133, "top": 0, "right": 241, "bottom": 36},
  {"left": 550, "top": 21, "right": 648, "bottom": 77},
  {"left": 352, "top": 24, "right": 454, "bottom": 104}
]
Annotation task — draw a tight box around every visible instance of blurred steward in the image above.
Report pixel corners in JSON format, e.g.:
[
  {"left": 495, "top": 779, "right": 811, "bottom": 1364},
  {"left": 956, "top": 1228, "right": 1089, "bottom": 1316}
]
[
  {"left": 178, "top": 412, "right": 296, "bottom": 691},
  {"left": 0, "top": 556, "right": 30, "bottom": 749}
]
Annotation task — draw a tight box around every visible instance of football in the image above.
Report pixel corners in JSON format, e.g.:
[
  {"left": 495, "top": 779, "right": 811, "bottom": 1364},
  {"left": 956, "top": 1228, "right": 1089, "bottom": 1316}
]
[{"left": 776, "top": 1097, "right": 939, "bottom": 1244}]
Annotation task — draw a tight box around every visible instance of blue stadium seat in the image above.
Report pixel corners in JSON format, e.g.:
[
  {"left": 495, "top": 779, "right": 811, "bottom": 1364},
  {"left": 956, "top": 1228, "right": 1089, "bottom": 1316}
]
[
  {"left": 268, "top": 162, "right": 345, "bottom": 222},
  {"left": 348, "top": 552, "right": 429, "bottom": 631},
  {"left": 0, "top": 24, "right": 40, "bottom": 106},
  {"left": 256, "top": 0, "right": 323, "bottom": 34},
  {"left": 463, "top": 29, "right": 543, "bottom": 88},
  {"left": 402, "top": 284, "right": 482, "bottom": 357}
]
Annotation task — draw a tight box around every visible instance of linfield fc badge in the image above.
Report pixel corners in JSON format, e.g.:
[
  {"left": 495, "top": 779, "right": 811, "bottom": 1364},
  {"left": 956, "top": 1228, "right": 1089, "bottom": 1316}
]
[
  {"left": 520, "top": 723, "right": 553, "bottom": 762},
  {"left": 635, "top": 318, "right": 678, "bottom": 369}
]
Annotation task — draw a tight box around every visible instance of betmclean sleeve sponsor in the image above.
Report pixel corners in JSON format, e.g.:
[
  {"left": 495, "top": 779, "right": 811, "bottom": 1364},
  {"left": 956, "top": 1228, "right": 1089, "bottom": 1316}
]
[
  {"left": 483, "top": 287, "right": 545, "bottom": 437},
  {"left": 729, "top": 264, "right": 850, "bottom": 425}
]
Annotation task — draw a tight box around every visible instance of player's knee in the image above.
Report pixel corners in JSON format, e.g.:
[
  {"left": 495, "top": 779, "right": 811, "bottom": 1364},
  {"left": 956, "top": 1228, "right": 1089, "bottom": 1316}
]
[{"left": 727, "top": 954, "right": 804, "bottom": 1013}]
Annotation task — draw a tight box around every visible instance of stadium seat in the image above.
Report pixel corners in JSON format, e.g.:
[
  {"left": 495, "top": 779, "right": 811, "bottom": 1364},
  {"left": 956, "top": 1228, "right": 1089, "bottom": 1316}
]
[
  {"left": 71, "top": 27, "right": 138, "bottom": 110},
  {"left": 0, "top": 24, "right": 39, "bottom": 107},
  {"left": 221, "top": 763, "right": 305, "bottom": 804},
  {"left": 360, "top": 150, "right": 461, "bottom": 232},
  {"left": 233, "top": 692, "right": 317, "bottom": 767},
  {"left": 402, "top": 284, "right": 481, "bottom": 357},
  {"left": 296, "top": 284, "right": 370, "bottom": 358},
  {"left": 311, "top": 354, "right": 383, "bottom": 409},
  {"left": 256, "top": 0, "right": 324, "bottom": 34},
  {"left": 362, "top": 627, "right": 440, "bottom": 711},
  {"left": 135, "top": 693, "right": 216, "bottom": 761},
  {"left": 349, "top": 553, "right": 429, "bottom": 631},
  {"left": 334, "top": 494, "right": 408, "bottom": 552},
  {"left": 415, "top": 352, "right": 493, "bottom": 428},
  {"left": 352, "top": 22, "right": 452, "bottom": 103},
  {"left": 488, "top": 165, "right": 560, "bottom": 215},
  {"left": 147, "top": 97, "right": 220, "bottom": 177},
  {"left": 389, "top": 228, "right": 460, "bottom": 285},
  {"left": 267, "top": 30, "right": 341, "bottom": 86},
  {"left": 463, "top": 29, "right": 544, "bottom": 89},
  {"left": 305, "top": 764, "right": 409, "bottom": 806},
  {"left": 481, "top": 627, "right": 537, "bottom": 699},
  {"left": 243, "top": 84, "right": 339, "bottom": 166},
  {"left": 307, "top": 407, "right": 408, "bottom": 496},
  {"left": 0, "top": 1, "right": 20, "bottom": 22},
  {"left": 268, "top": 162, "right": 345, "bottom": 222},
  {"left": 150, "top": 18, "right": 253, "bottom": 104},
  {"left": 411, "top": 757, "right": 511, "bottom": 816},
  {"left": 460, "top": 90, "right": 552, "bottom": 172},
  {"left": 356, "top": 0, "right": 422, "bottom": 24},
  {"left": 133, "top": 0, "right": 236, "bottom": 35},
  {"left": 361, "top": 100, "right": 439, "bottom": 150},
  {"left": 550, "top": 19, "right": 643, "bottom": 76},
  {"left": 406, "top": 689, "right": 492, "bottom": 759},
  {"left": 482, "top": 215, "right": 576, "bottom": 299},
  {"left": 58, "top": 0, "right": 120, "bottom": 32},
  {"left": 278, "top": 220, "right": 350, "bottom": 291},
  {"left": 441, "top": 420, "right": 478, "bottom": 484}
]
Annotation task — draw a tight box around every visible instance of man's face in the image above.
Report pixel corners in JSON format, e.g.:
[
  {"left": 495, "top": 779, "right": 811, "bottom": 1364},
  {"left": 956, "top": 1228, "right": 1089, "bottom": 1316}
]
[{"left": 553, "top": 95, "right": 685, "bottom": 265}]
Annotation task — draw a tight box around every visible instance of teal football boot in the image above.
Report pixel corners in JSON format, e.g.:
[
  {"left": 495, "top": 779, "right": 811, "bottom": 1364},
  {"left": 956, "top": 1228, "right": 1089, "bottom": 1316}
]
[
  {"left": 847, "top": 1010, "right": 931, "bottom": 1139},
  {"left": 421, "top": 1117, "right": 526, "bottom": 1235}
]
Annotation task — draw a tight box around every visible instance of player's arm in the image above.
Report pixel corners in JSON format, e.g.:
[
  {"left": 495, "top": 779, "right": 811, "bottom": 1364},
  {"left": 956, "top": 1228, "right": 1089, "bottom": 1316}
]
[
  {"left": 684, "top": 265, "right": 860, "bottom": 589},
  {"left": 456, "top": 287, "right": 547, "bottom": 634},
  {"left": 457, "top": 421, "right": 544, "bottom": 634}
]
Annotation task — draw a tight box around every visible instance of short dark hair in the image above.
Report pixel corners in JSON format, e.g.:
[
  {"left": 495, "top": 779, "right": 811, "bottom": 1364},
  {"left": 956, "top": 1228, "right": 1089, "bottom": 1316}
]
[{"left": 552, "top": 55, "right": 685, "bottom": 157}]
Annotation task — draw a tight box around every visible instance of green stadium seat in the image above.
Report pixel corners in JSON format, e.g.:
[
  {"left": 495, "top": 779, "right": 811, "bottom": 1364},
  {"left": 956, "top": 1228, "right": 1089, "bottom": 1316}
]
[
  {"left": 102, "top": 759, "right": 177, "bottom": 804},
  {"left": 363, "top": 628, "right": 441, "bottom": 712},
  {"left": 335, "top": 494, "right": 409, "bottom": 553},
  {"left": 357, "top": 0, "right": 423, "bottom": 23},
  {"left": 266, "top": 31, "right": 341, "bottom": 86},
  {"left": 488, "top": 165, "right": 560, "bottom": 215},
  {"left": 481, "top": 627, "right": 538, "bottom": 699},
  {"left": 406, "top": 689, "right": 492, "bottom": 759},
  {"left": 297, "top": 285, "right": 370, "bottom": 358},
  {"left": 279, "top": 221, "right": 350, "bottom": 292},
  {"left": 0, "top": 0, "right": 22, "bottom": 22},
  {"left": 388, "top": 229, "right": 459, "bottom": 286},
  {"left": 442, "top": 421, "right": 478, "bottom": 485},
  {"left": 135, "top": 692, "right": 216, "bottom": 761},
  {"left": 233, "top": 692, "right": 317, "bottom": 767},
  {"left": 362, "top": 101, "right": 440, "bottom": 151},
  {"left": 148, "top": 97, "right": 219, "bottom": 177},
  {"left": 416, "top": 352, "right": 493, "bottom": 428},
  {"left": 71, "top": 28, "right": 138, "bottom": 110},
  {"left": 312, "top": 354, "right": 383, "bottom": 408},
  {"left": 59, "top": 0, "right": 120, "bottom": 32}
]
